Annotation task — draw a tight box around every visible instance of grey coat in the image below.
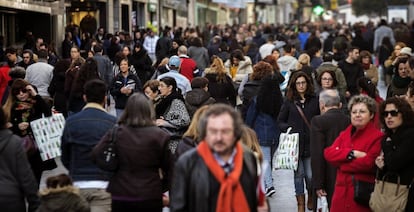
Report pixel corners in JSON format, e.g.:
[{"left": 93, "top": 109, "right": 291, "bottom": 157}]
[{"left": 0, "top": 129, "right": 40, "bottom": 212}]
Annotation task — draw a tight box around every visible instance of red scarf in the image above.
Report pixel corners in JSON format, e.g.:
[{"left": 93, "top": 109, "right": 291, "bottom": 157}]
[{"left": 197, "top": 142, "right": 250, "bottom": 212}]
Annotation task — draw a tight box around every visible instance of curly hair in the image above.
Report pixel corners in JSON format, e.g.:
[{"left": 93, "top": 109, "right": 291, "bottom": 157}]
[
  {"left": 286, "top": 71, "right": 315, "bottom": 101},
  {"left": 348, "top": 95, "right": 377, "bottom": 115},
  {"left": 379, "top": 97, "right": 414, "bottom": 134},
  {"left": 262, "top": 55, "right": 279, "bottom": 72},
  {"left": 250, "top": 61, "right": 273, "bottom": 81}
]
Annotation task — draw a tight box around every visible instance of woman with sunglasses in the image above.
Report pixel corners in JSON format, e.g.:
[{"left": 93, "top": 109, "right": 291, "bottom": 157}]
[
  {"left": 324, "top": 95, "right": 383, "bottom": 212},
  {"left": 375, "top": 97, "right": 414, "bottom": 211},
  {"left": 2, "top": 79, "right": 56, "bottom": 184}
]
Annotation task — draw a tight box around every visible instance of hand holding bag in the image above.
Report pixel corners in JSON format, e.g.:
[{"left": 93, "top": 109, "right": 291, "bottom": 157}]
[
  {"left": 92, "top": 125, "right": 119, "bottom": 172},
  {"left": 274, "top": 127, "right": 299, "bottom": 170},
  {"left": 369, "top": 173, "right": 410, "bottom": 212}
]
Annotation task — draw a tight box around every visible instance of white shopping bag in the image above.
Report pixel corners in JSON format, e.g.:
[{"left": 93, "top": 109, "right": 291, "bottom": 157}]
[
  {"left": 30, "top": 113, "right": 65, "bottom": 161},
  {"left": 317, "top": 196, "right": 329, "bottom": 212},
  {"left": 274, "top": 127, "right": 299, "bottom": 170}
]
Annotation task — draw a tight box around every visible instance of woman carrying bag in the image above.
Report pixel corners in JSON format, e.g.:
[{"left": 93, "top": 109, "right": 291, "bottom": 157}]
[
  {"left": 278, "top": 71, "right": 320, "bottom": 211},
  {"left": 373, "top": 97, "right": 414, "bottom": 211}
]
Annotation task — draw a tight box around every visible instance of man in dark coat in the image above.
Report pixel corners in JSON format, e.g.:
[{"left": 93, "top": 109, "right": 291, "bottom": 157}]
[
  {"left": 310, "top": 89, "right": 350, "bottom": 208},
  {"left": 170, "top": 104, "right": 266, "bottom": 212}
]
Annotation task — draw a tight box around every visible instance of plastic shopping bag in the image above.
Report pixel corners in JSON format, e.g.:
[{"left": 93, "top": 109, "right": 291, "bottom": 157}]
[{"left": 317, "top": 196, "right": 329, "bottom": 212}]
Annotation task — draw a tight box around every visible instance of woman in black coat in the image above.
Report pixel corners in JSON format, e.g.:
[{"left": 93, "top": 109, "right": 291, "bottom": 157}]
[
  {"left": 48, "top": 60, "right": 71, "bottom": 117},
  {"left": 376, "top": 97, "right": 414, "bottom": 212},
  {"left": 278, "top": 71, "right": 320, "bottom": 211},
  {"left": 3, "top": 79, "right": 56, "bottom": 184},
  {"left": 130, "top": 41, "right": 154, "bottom": 84}
]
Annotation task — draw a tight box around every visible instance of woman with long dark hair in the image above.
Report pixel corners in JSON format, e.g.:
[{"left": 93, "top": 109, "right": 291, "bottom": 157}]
[
  {"left": 66, "top": 58, "right": 100, "bottom": 115},
  {"left": 376, "top": 97, "right": 414, "bottom": 212},
  {"left": 278, "top": 71, "right": 320, "bottom": 211}
]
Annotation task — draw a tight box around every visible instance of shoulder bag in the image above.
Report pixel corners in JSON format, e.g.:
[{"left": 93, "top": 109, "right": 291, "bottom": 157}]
[
  {"left": 352, "top": 175, "right": 374, "bottom": 207},
  {"left": 93, "top": 125, "right": 119, "bottom": 172},
  {"left": 369, "top": 173, "right": 410, "bottom": 212}
]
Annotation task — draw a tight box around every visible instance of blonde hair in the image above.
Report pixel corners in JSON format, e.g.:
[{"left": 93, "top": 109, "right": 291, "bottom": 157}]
[
  {"left": 296, "top": 53, "right": 310, "bottom": 70},
  {"left": 240, "top": 125, "right": 263, "bottom": 163},
  {"left": 208, "top": 56, "right": 227, "bottom": 83},
  {"left": 183, "top": 105, "right": 210, "bottom": 142}
]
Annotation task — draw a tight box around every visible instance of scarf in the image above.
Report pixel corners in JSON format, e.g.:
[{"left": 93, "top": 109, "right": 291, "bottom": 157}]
[
  {"left": 155, "top": 91, "right": 184, "bottom": 118},
  {"left": 392, "top": 74, "right": 412, "bottom": 88},
  {"left": 362, "top": 63, "right": 371, "bottom": 70},
  {"left": 197, "top": 142, "right": 250, "bottom": 212}
]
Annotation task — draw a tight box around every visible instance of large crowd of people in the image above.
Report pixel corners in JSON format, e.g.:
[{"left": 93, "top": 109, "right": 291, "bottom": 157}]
[{"left": 0, "top": 18, "right": 414, "bottom": 212}]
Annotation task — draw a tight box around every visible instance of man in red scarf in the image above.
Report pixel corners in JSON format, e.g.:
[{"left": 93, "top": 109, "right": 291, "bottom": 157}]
[{"left": 170, "top": 104, "right": 268, "bottom": 212}]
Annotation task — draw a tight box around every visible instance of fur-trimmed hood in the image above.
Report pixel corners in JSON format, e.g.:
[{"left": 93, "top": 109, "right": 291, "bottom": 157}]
[{"left": 38, "top": 185, "right": 80, "bottom": 197}]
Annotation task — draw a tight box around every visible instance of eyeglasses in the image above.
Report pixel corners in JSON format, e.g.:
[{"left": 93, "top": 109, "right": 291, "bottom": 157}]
[
  {"left": 321, "top": 78, "right": 333, "bottom": 81},
  {"left": 12, "top": 88, "right": 27, "bottom": 95},
  {"left": 295, "top": 81, "right": 307, "bottom": 86},
  {"left": 382, "top": 110, "right": 399, "bottom": 117}
]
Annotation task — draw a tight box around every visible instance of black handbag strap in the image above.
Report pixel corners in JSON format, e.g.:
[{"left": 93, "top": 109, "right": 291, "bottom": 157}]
[
  {"left": 295, "top": 103, "right": 311, "bottom": 129},
  {"left": 110, "top": 125, "right": 119, "bottom": 145}
]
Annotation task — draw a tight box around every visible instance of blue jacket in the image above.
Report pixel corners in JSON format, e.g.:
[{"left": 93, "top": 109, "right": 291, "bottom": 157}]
[
  {"left": 61, "top": 103, "right": 116, "bottom": 182},
  {"left": 245, "top": 97, "right": 280, "bottom": 146}
]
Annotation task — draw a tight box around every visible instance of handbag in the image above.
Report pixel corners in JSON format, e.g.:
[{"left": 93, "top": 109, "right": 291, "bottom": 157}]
[
  {"left": 93, "top": 125, "right": 119, "bottom": 172},
  {"left": 369, "top": 173, "right": 410, "bottom": 212},
  {"left": 273, "top": 127, "right": 299, "bottom": 170},
  {"left": 352, "top": 175, "right": 374, "bottom": 207},
  {"left": 22, "top": 134, "right": 38, "bottom": 156}
]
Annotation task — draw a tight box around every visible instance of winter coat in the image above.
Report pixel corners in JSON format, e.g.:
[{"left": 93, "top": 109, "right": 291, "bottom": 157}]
[
  {"left": 187, "top": 46, "right": 210, "bottom": 71},
  {"left": 0, "top": 129, "right": 39, "bottom": 212},
  {"left": 338, "top": 60, "right": 364, "bottom": 96},
  {"left": 324, "top": 122, "right": 383, "bottom": 212},
  {"left": 224, "top": 56, "right": 253, "bottom": 83},
  {"left": 277, "top": 55, "right": 298, "bottom": 92},
  {"left": 170, "top": 147, "right": 259, "bottom": 212},
  {"left": 246, "top": 97, "right": 280, "bottom": 146},
  {"left": 204, "top": 71, "right": 237, "bottom": 106},
  {"left": 378, "top": 127, "right": 414, "bottom": 212},
  {"left": 278, "top": 96, "right": 320, "bottom": 157},
  {"left": 94, "top": 125, "right": 171, "bottom": 201},
  {"left": 184, "top": 88, "right": 216, "bottom": 117},
  {"left": 363, "top": 64, "right": 379, "bottom": 86},
  {"left": 37, "top": 186, "right": 89, "bottom": 212},
  {"left": 110, "top": 72, "right": 142, "bottom": 109},
  {"left": 131, "top": 48, "right": 154, "bottom": 84},
  {"left": 310, "top": 108, "right": 350, "bottom": 206},
  {"left": 316, "top": 62, "right": 347, "bottom": 96}
]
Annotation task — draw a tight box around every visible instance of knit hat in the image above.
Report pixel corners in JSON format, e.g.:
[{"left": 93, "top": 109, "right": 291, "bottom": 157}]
[{"left": 400, "top": 47, "right": 413, "bottom": 56}]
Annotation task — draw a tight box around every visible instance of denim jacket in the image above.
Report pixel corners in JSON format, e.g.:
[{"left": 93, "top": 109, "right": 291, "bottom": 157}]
[{"left": 61, "top": 103, "right": 117, "bottom": 181}]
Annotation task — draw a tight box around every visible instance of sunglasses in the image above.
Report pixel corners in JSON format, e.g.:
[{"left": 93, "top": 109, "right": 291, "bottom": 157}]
[
  {"left": 12, "top": 88, "right": 28, "bottom": 95},
  {"left": 382, "top": 110, "right": 399, "bottom": 117}
]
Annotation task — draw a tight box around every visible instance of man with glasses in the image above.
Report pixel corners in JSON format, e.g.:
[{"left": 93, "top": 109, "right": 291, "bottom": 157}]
[{"left": 170, "top": 104, "right": 267, "bottom": 212}]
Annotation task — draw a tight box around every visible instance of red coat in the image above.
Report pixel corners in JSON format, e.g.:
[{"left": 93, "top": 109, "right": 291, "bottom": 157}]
[{"left": 324, "top": 121, "right": 383, "bottom": 212}]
